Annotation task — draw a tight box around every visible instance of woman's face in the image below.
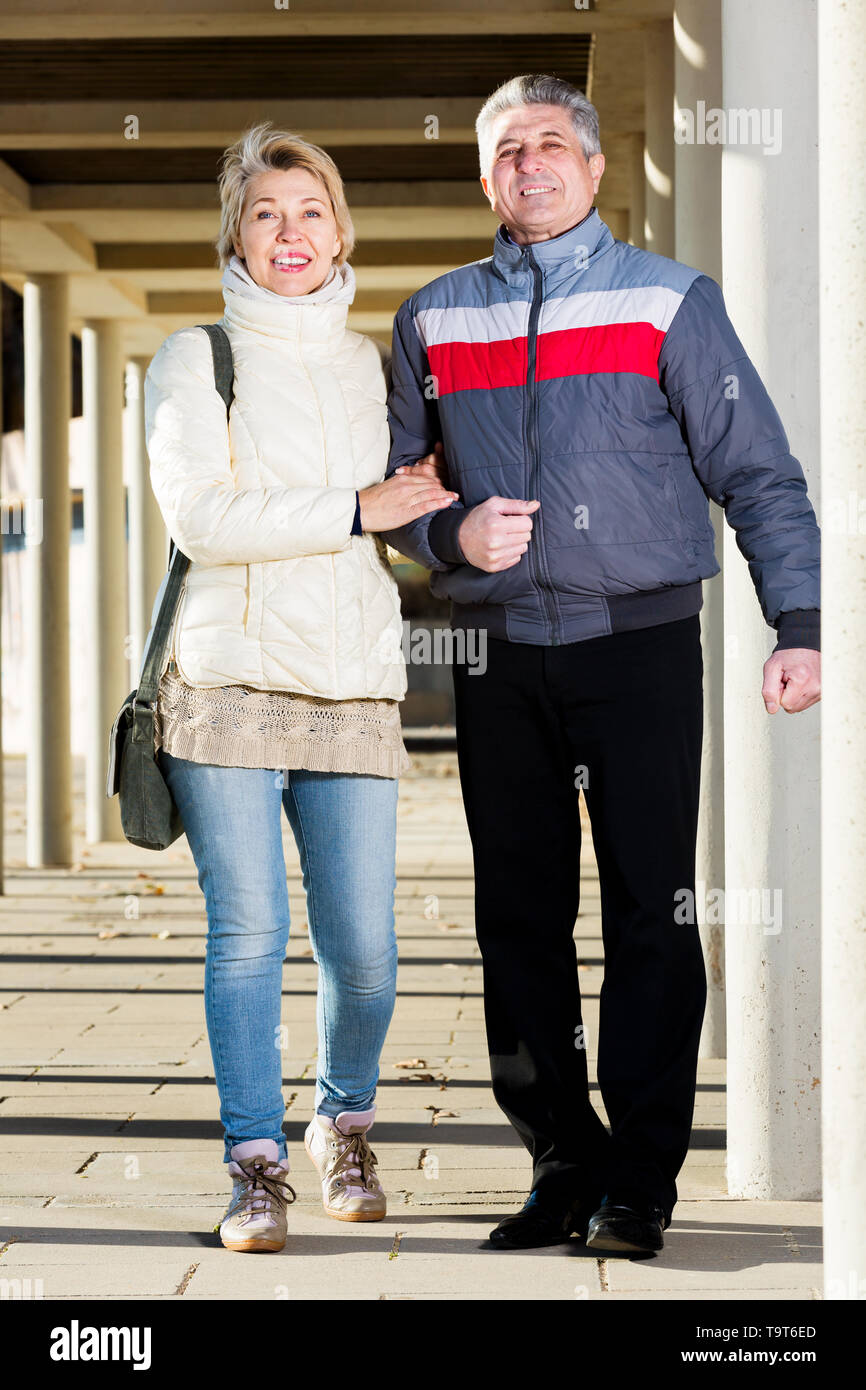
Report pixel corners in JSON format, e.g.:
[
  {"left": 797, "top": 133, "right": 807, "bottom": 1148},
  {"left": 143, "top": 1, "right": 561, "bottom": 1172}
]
[{"left": 233, "top": 166, "right": 342, "bottom": 296}]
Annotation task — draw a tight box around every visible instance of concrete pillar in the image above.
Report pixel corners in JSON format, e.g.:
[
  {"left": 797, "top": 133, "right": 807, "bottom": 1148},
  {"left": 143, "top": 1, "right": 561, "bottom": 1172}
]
[
  {"left": 628, "top": 132, "right": 646, "bottom": 248},
  {"left": 24, "top": 275, "right": 73, "bottom": 867},
  {"left": 721, "top": 0, "right": 821, "bottom": 1197},
  {"left": 125, "top": 357, "right": 168, "bottom": 685},
  {"left": 82, "top": 320, "right": 127, "bottom": 843},
  {"left": 818, "top": 0, "right": 866, "bottom": 1300},
  {"left": 674, "top": 0, "right": 725, "bottom": 1058},
  {"left": 0, "top": 261, "right": 4, "bottom": 893},
  {"left": 644, "top": 19, "right": 676, "bottom": 256}
]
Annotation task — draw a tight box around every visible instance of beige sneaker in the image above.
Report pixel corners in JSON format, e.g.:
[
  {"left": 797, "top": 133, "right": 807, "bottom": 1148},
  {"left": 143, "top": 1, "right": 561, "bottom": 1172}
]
[
  {"left": 216, "top": 1139, "right": 296, "bottom": 1253},
  {"left": 304, "top": 1107, "right": 386, "bottom": 1222}
]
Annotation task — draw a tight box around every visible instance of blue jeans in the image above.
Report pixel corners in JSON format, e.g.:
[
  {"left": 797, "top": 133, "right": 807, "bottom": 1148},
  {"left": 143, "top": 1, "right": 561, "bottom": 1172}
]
[{"left": 158, "top": 751, "right": 399, "bottom": 1163}]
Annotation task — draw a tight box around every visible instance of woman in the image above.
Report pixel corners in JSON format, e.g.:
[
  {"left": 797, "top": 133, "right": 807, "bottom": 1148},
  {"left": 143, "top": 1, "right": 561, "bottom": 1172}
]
[{"left": 144, "top": 122, "right": 457, "bottom": 1253}]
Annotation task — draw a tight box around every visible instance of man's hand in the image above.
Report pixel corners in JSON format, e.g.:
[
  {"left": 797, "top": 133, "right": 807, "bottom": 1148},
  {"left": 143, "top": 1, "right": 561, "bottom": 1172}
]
[
  {"left": 762, "top": 649, "right": 821, "bottom": 713},
  {"left": 394, "top": 440, "right": 448, "bottom": 487},
  {"left": 457, "top": 496, "right": 541, "bottom": 572}
]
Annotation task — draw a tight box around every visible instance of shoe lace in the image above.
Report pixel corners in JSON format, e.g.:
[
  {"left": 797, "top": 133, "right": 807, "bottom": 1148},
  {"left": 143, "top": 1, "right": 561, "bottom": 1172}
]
[
  {"left": 329, "top": 1128, "right": 379, "bottom": 1193},
  {"left": 226, "top": 1156, "right": 297, "bottom": 1228}
]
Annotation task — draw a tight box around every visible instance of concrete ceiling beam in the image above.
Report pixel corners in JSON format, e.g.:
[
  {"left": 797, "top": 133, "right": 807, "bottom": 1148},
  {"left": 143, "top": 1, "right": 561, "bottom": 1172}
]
[{"left": 0, "top": 0, "right": 673, "bottom": 41}]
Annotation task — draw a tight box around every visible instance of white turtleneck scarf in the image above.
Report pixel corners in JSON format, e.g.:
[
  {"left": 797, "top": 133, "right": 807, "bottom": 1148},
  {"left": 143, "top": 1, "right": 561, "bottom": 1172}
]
[{"left": 221, "top": 252, "right": 356, "bottom": 310}]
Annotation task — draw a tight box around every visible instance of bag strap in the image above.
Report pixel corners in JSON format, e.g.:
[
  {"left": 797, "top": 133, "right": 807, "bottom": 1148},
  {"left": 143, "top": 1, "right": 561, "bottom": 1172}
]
[
  {"left": 167, "top": 323, "right": 234, "bottom": 566},
  {"left": 138, "top": 324, "right": 234, "bottom": 704},
  {"left": 198, "top": 322, "right": 235, "bottom": 418}
]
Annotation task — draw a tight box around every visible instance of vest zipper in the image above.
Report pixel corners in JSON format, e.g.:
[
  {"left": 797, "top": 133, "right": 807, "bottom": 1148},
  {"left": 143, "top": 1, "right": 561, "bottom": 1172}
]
[{"left": 524, "top": 246, "right": 561, "bottom": 644}]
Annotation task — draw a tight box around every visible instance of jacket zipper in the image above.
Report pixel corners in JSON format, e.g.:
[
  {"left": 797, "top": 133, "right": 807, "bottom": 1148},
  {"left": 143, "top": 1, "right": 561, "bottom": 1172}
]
[{"left": 523, "top": 246, "right": 561, "bottom": 644}]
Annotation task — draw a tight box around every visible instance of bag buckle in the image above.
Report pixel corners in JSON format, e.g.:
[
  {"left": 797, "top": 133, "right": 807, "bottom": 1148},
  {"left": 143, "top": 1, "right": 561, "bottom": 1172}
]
[{"left": 130, "top": 695, "right": 157, "bottom": 747}]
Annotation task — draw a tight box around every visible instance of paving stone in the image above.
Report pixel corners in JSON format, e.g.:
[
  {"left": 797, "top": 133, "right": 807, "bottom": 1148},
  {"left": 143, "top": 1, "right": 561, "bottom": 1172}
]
[
  {"left": 0, "top": 1261, "right": 194, "bottom": 1297},
  {"left": 604, "top": 1203, "right": 822, "bottom": 1292}
]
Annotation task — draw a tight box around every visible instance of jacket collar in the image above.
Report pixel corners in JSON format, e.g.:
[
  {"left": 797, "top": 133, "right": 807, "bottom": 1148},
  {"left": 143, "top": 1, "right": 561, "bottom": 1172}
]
[
  {"left": 220, "top": 257, "right": 356, "bottom": 347},
  {"left": 222, "top": 290, "right": 350, "bottom": 346},
  {"left": 491, "top": 206, "right": 613, "bottom": 277}
]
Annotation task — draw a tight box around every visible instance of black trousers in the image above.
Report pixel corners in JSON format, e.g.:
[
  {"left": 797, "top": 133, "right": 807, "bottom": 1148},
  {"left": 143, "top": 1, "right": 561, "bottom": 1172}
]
[{"left": 451, "top": 614, "right": 707, "bottom": 1223}]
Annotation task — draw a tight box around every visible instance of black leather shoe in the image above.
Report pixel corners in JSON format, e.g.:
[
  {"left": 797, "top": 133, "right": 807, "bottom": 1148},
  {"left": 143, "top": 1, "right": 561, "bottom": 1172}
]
[
  {"left": 488, "top": 1189, "right": 592, "bottom": 1249},
  {"left": 585, "top": 1195, "right": 666, "bottom": 1253}
]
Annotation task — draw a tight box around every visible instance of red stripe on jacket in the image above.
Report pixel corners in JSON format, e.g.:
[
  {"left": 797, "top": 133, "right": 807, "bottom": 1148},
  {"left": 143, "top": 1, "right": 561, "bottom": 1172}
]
[
  {"left": 426, "top": 337, "right": 527, "bottom": 395},
  {"left": 426, "top": 321, "right": 666, "bottom": 396},
  {"left": 537, "top": 322, "right": 666, "bottom": 382}
]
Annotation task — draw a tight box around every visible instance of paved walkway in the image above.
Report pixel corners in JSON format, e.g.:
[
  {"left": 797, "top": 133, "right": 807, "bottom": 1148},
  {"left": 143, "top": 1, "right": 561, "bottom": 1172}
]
[{"left": 0, "top": 751, "right": 821, "bottom": 1300}]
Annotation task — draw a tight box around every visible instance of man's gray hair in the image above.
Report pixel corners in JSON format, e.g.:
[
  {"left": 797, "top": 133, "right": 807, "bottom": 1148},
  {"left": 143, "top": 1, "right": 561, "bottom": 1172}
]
[{"left": 475, "top": 73, "right": 601, "bottom": 175}]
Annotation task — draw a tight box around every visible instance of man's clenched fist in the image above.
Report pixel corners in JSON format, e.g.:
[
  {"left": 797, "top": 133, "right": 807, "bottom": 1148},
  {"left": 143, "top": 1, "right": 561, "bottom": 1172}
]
[
  {"left": 761, "top": 648, "right": 821, "bottom": 713},
  {"left": 457, "top": 496, "right": 541, "bottom": 572}
]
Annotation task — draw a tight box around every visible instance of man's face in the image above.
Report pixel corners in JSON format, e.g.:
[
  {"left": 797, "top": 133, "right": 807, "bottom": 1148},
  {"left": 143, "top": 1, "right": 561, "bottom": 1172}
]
[{"left": 480, "top": 103, "right": 605, "bottom": 245}]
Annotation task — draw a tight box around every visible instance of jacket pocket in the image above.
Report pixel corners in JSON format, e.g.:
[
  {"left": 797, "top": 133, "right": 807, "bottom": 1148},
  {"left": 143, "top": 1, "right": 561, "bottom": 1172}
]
[
  {"left": 661, "top": 454, "right": 712, "bottom": 541},
  {"left": 173, "top": 563, "right": 252, "bottom": 682},
  {"left": 541, "top": 450, "right": 681, "bottom": 549},
  {"left": 243, "top": 563, "right": 265, "bottom": 639}
]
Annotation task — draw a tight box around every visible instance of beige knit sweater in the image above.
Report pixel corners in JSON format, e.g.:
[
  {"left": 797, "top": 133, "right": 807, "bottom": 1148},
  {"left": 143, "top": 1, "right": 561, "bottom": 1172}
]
[{"left": 154, "top": 661, "right": 411, "bottom": 779}]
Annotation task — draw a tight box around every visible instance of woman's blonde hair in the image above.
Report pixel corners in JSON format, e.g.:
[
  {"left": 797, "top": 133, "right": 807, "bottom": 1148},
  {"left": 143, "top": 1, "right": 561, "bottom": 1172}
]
[{"left": 215, "top": 121, "right": 355, "bottom": 268}]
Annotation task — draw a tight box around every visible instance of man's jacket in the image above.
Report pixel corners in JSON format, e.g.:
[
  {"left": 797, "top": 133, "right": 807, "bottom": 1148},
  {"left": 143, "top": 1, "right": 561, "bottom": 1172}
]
[{"left": 381, "top": 208, "right": 820, "bottom": 651}]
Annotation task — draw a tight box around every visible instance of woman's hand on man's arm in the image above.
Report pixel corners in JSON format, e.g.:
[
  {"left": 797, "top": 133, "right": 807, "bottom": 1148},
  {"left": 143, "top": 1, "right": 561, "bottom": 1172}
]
[
  {"left": 358, "top": 449, "right": 457, "bottom": 533},
  {"left": 393, "top": 441, "right": 448, "bottom": 488}
]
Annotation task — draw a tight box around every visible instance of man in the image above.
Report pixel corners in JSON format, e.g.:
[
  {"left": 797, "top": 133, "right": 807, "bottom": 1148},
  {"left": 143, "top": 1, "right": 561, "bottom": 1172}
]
[{"left": 382, "top": 74, "right": 820, "bottom": 1254}]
